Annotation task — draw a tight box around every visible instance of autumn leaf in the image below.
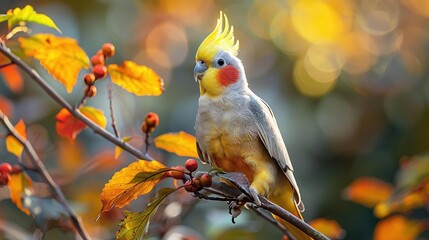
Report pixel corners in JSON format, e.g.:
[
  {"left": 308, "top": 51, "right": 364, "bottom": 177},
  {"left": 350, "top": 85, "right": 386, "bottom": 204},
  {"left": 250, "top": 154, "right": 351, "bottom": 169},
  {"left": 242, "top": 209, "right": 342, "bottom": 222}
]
[
  {"left": 6, "top": 119, "right": 26, "bottom": 158},
  {"left": 374, "top": 178, "right": 429, "bottom": 218},
  {"left": 19, "top": 34, "right": 89, "bottom": 93},
  {"left": 56, "top": 106, "right": 106, "bottom": 142},
  {"left": 100, "top": 160, "right": 168, "bottom": 212},
  {"left": 154, "top": 131, "right": 199, "bottom": 158},
  {"left": 344, "top": 177, "right": 393, "bottom": 208},
  {"left": 108, "top": 61, "right": 164, "bottom": 96},
  {"left": 374, "top": 215, "right": 423, "bottom": 240},
  {"left": 0, "top": 5, "right": 61, "bottom": 32},
  {"left": 115, "top": 136, "right": 134, "bottom": 159},
  {"left": 8, "top": 172, "right": 33, "bottom": 215},
  {"left": 0, "top": 65, "right": 23, "bottom": 93},
  {"left": 0, "top": 96, "right": 14, "bottom": 119},
  {"left": 309, "top": 218, "right": 345, "bottom": 240},
  {"left": 116, "top": 188, "right": 177, "bottom": 240}
]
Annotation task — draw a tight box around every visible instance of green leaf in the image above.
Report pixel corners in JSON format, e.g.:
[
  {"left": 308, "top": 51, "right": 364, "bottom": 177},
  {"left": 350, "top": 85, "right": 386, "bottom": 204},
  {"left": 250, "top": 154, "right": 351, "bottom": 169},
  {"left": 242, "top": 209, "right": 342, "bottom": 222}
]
[
  {"left": 4, "top": 5, "right": 61, "bottom": 33},
  {"left": 116, "top": 188, "right": 177, "bottom": 240}
]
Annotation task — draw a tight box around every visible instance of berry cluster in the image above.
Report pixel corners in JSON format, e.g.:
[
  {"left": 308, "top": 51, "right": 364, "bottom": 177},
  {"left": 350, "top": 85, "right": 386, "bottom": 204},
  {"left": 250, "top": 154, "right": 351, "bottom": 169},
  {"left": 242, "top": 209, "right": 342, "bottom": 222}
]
[
  {"left": 83, "top": 43, "right": 116, "bottom": 98},
  {"left": 165, "top": 159, "right": 213, "bottom": 193},
  {"left": 141, "top": 112, "right": 159, "bottom": 134},
  {"left": 0, "top": 162, "right": 21, "bottom": 185}
]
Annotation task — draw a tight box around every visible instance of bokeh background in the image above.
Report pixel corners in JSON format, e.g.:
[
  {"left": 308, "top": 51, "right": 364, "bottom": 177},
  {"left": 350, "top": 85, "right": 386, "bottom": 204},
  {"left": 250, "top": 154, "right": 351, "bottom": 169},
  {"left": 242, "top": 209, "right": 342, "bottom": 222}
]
[{"left": 1, "top": 0, "right": 429, "bottom": 239}]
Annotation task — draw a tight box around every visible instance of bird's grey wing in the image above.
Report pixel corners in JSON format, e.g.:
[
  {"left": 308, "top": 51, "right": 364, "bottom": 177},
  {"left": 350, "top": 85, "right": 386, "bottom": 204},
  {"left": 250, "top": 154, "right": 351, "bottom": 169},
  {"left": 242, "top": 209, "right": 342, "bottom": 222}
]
[
  {"left": 249, "top": 93, "right": 304, "bottom": 211},
  {"left": 196, "top": 141, "right": 208, "bottom": 164}
]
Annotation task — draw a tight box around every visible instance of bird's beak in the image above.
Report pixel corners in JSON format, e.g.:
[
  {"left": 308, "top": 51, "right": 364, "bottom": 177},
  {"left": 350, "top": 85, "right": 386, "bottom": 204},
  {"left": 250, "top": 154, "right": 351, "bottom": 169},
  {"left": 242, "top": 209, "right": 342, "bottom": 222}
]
[{"left": 194, "top": 61, "right": 208, "bottom": 82}]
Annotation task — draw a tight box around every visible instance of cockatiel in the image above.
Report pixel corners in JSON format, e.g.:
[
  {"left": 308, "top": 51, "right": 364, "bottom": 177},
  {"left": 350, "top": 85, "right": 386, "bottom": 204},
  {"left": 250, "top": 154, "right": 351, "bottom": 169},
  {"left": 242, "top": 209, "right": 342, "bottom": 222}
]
[{"left": 194, "top": 12, "right": 310, "bottom": 240}]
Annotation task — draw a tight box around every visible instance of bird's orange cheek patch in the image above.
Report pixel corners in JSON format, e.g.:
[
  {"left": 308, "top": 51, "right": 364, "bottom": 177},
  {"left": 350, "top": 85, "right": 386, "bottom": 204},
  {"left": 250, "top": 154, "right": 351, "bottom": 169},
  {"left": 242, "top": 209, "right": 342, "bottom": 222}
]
[{"left": 218, "top": 66, "right": 240, "bottom": 86}]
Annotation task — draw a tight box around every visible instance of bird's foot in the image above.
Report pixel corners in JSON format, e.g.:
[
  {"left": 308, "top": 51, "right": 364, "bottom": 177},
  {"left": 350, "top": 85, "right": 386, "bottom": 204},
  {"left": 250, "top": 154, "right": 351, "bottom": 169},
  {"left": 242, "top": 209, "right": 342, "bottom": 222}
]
[{"left": 228, "top": 187, "right": 262, "bottom": 223}]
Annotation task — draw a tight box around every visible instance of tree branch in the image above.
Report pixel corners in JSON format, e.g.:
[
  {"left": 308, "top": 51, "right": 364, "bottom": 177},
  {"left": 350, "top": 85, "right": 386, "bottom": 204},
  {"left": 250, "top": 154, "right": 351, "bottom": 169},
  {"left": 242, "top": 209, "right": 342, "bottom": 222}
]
[
  {"left": 0, "top": 44, "right": 152, "bottom": 161},
  {"left": 0, "top": 111, "right": 90, "bottom": 240},
  {"left": 207, "top": 180, "right": 330, "bottom": 240}
]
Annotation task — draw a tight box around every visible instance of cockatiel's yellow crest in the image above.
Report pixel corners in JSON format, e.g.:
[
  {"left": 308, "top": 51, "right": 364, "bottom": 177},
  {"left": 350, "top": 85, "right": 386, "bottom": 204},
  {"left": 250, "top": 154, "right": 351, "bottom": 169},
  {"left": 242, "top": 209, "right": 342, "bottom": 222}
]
[{"left": 196, "top": 11, "right": 239, "bottom": 62}]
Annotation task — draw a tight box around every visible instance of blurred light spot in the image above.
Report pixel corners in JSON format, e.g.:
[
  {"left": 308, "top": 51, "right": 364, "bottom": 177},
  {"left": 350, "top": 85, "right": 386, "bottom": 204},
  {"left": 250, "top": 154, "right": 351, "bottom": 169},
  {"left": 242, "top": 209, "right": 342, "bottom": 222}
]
[
  {"left": 316, "top": 94, "right": 359, "bottom": 141},
  {"left": 291, "top": 0, "right": 345, "bottom": 44},
  {"left": 304, "top": 45, "right": 345, "bottom": 83},
  {"left": 33, "top": 206, "right": 42, "bottom": 215},
  {"left": 293, "top": 58, "right": 337, "bottom": 97},
  {"left": 145, "top": 22, "right": 188, "bottom": 68},
  {"left": 153, "top": 0, "right": 213, "bottom": 27},
  {"left": 403, "top": 0, "right": 429, "bottom": 17},
  {"left": 338, "top": 32, "right": 374, "bottom": 74},
  {"left": 270, "top": 11, "right": 308, "bottom": 55},
  {"left": 164, "top": 202, "right": 182, "bottom": 218},
  {"left": 248, "top": 1, "right": 284, "bottom": 39},
  {"left": 357, "top": 0, "right": 399, "bottom": 36}
]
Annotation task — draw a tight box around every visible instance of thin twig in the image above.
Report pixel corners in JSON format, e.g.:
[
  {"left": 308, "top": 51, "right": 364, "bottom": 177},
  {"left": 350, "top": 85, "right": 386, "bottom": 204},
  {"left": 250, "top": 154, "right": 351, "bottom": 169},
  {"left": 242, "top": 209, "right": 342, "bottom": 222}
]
[
  {"left": 108, "top": 82, "right": 120, "bottom": 138},
  {"left": 0, "top": 62, "right": 13, "bottom": 68},
  {"left": 0, "top": 111, "right": 90, "bottom": 240},
  {"left": 0, "top": 44, "right": 153, "bottom": 161}
]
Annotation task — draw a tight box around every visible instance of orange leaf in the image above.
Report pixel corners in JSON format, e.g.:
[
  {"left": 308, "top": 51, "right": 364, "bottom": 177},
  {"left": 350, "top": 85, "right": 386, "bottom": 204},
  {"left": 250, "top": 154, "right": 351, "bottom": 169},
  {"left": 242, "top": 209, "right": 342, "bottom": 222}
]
[
  {"left": 100, "top": 160, "right": 167, "bottom": 212},
  {"left": 375, "top": 178, "right": 429, "bottom": 218},
  {"left": 56, "top": 106, "right": 106, "bottom": 142},
  {"left": 0, "top": 65, "right": 23, "bottom": 93},
  {"left": 115, "top": 136, "right": 134, "bottom": 159},
  {"left": 309, "top": 218, "right": 345, "bottom": 239},
  {"left": 0, "top": 96, "right": 14, "bottom": 119},
  {"left": 7, "top": 172, "right": 33, "bottom": 215},
  {"left": 6, "top": 119, "right": 26, "bottom": 158},
  {"left": 374, "top": 215, "right": 423, "bottom": 240},
  {"left": 108, "top": 61, "right": 164, "bottom": 96},
  {"left": 344, "top": 177, "right": 393, "bottom": 208},
  {"left": 154, "top": 131, "right": 199, "bottom": 158},
  {"left": 19, "top": 34, "right": 89, "bottom": 93}
]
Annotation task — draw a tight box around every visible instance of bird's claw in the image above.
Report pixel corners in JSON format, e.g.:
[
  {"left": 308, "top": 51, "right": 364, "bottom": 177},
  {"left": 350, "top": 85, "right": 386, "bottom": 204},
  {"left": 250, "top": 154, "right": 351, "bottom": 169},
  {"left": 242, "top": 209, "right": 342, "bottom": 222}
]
[{"left": 227, "top": 188, "right": 262, "bottom": 223}]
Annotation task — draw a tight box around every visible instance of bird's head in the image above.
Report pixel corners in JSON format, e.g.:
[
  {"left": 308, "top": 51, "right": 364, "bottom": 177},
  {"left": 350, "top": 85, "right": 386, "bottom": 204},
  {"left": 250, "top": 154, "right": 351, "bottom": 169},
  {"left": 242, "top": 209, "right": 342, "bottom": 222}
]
[{"left": 194, "top": 12, "right": 247, "bottom": 97}]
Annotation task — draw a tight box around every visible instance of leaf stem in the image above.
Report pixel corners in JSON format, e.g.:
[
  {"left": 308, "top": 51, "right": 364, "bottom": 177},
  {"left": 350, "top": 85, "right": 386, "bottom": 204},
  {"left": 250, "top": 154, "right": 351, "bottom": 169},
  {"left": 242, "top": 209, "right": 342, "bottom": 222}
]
[
  {"left": 0, "top": 111, "right": 91, "bottom": 240},
  {"left": 108, "top": 82, "right": 120, "bottom": 138},
  {"left": 0, "top": 44, "right": 153, "bottom": 161}
]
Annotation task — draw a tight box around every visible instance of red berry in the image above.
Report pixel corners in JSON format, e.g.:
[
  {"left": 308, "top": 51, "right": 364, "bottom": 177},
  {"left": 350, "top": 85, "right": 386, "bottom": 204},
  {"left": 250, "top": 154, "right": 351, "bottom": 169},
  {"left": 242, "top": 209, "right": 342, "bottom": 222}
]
[
  {"left": 11, "top": 164, "right": 21, "bottom": 174},
  {"left": 170, "top": 166, "right": 185, "bottom": 180},
  {"left": 84, "top": 73, "right": 96, "bottom": 85},
  {"left": 91, "top": 54, "right": 105, "bottom": 66},
  {"left": 185, "top": 159, "right": 198, "bottom": 172},
  {"left": 92, "top": 64, "right": 108, "bottom": 79},
  {"left": 141, "top": 122, "right": 154, "bottom": 134},
  {"left": 162, "top": 170, "right": 173, "bottom": 178},
  {"left": 145, "top": 112, "right": 159, "bottom": 129},
  {"left": 0, "top": 172, "right": 11, "bottom": 185},
  {"left": 0, "top": 163, "right": 12, "bottom": 174},
  {"left": 192, "top": 177, "right": 203, "bottom": 191},
  {"left": 200, "top": 173, "right": 212, "bottom": 187},
  {"left": 184, "top": 180, "right": 197, "bottom": 192},
  {"left": 87, "top": 85, "right": 97, "bottom": 98},
  {"left": 102, "top": 43, "right": 115, "bottom": 57}
]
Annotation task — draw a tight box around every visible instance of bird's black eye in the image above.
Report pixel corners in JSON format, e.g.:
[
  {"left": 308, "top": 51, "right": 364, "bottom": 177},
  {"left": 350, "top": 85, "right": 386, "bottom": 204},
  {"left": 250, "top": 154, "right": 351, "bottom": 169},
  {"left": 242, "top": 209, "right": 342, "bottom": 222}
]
[{"left": 217, "top": 58, "right": 225, "bottom": 66}]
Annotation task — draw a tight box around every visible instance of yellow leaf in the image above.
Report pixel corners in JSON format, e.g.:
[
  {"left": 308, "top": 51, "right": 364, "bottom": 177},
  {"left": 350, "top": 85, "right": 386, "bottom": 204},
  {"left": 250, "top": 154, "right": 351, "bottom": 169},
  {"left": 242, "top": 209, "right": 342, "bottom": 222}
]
[
  {"left": 100, "top": 160, "right": 167, "bottom": 212},
  {"left": 19, "top": 34, "right": 89, "bottom": 93},
  {"left": 154, "top": 131, "right": 199, "bottom": 158},
  {"left": 309, "top": 218, "right": 345, "bottom": 240},
  {"left": 8, "top": 172, "right": 33, "bottom": 215},
  {"left": 108, "top": 61, "right": 164, "bottom": 96},
  {"left": 1, "top": 5, "right": 61, "bottom": 32},
  {"left": 374, "top": 215, "right": 423, "bottom": 240},
  {"left": 116, "top": 188, "right": 177, "bottom": 240},
  {"left": 80, "top": 106, "right": 107, "bottom": 128},
  {"left": 115, "top": 136, "right": 134, "bottom": 159},
  {"left": 6, "top": 119, "right": 26, "bottom": 158},
  {"left": 344, "top": 177, "right": 393, "bottom": 208}
]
